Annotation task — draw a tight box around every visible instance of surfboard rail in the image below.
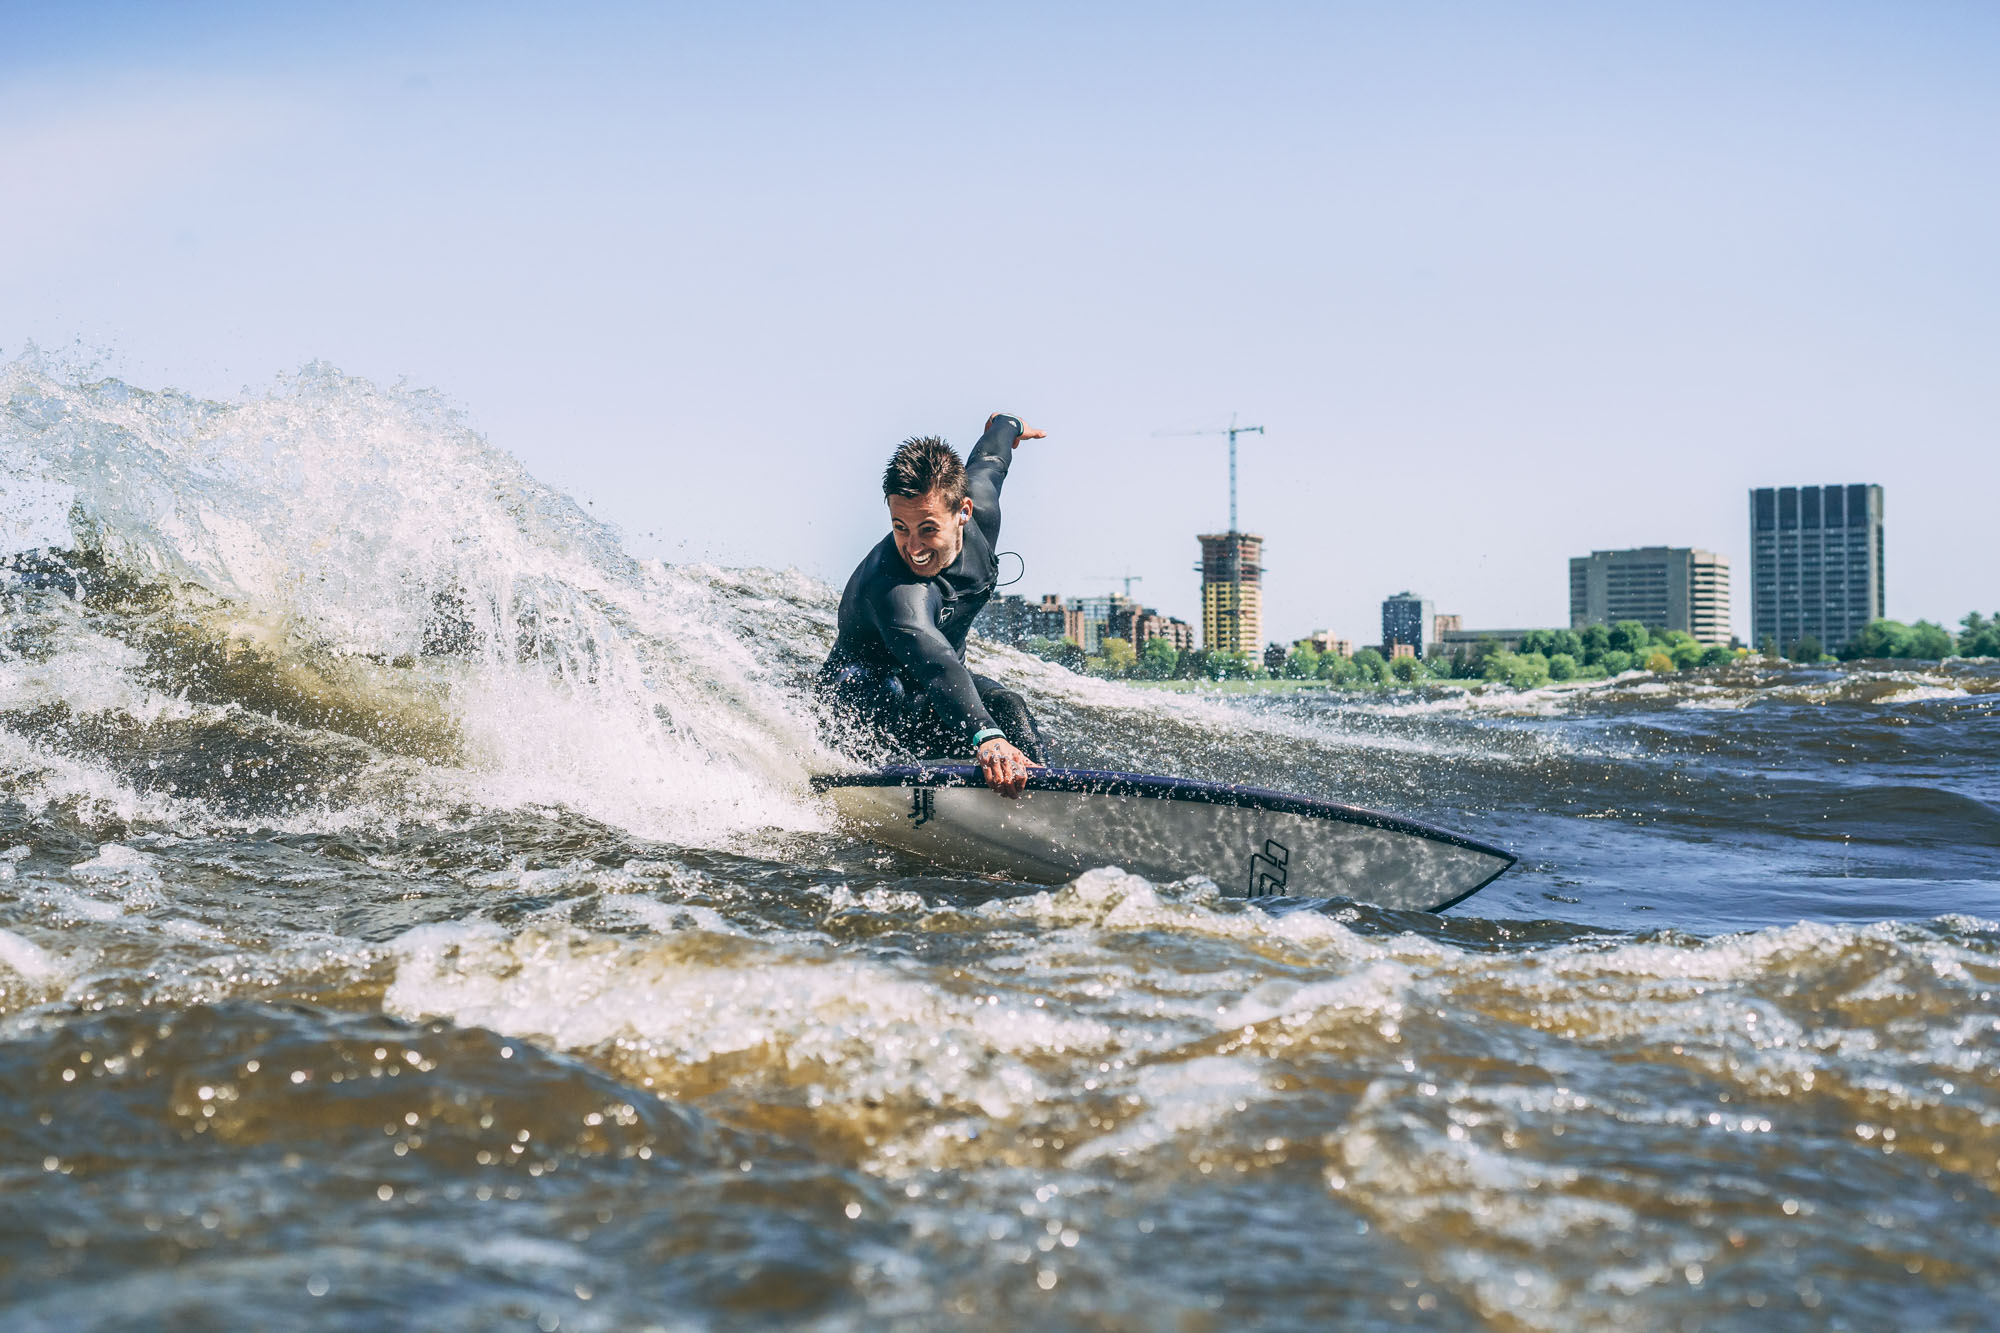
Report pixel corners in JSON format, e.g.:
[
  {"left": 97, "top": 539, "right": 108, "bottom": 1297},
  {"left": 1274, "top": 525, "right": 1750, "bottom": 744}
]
[{"left": 811, "top": 764, "right": 1518, "bottom": 912}]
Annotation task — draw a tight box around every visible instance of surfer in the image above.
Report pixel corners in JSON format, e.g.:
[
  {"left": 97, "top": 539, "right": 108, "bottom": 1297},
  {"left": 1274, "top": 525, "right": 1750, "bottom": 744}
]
[{"left": 817, "top": 414, "right": 1048, "bottom": 797}]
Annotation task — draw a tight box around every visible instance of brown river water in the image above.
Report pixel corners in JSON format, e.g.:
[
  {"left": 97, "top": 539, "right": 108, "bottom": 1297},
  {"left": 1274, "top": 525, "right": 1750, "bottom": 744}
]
[{"left": 2, "top": 360, "right": 1996, "bottom": 1329}]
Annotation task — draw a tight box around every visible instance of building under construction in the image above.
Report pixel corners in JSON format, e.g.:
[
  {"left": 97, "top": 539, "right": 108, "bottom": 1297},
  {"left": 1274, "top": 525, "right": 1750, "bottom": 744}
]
[
  {"left": 1166, "top": 416, "right": 1268, "bottom": 658},
  {"left": 1197, "top": 532, "right": 1263, "bottom": 655}
]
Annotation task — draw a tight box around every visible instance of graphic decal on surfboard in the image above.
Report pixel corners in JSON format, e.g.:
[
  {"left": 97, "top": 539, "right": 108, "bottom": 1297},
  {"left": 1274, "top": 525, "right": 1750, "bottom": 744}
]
[
  {"left": 1248, "top": 838, "right": 1290, "bottom": 898},
  {"left": 814, "top": 765, "right": 1516, "bottom": 914}
]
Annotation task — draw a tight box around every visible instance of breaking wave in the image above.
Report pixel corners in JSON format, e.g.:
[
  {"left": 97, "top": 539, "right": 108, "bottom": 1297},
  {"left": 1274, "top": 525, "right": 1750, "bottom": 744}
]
[{"left": 2, "top": 354, "right": 838, "bottom": 848}]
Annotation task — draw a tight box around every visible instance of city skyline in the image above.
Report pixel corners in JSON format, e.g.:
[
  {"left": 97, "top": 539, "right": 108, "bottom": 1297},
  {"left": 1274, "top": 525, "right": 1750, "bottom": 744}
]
[{"left": 5, "top": 4, "right": 1994, "bottom": 643}]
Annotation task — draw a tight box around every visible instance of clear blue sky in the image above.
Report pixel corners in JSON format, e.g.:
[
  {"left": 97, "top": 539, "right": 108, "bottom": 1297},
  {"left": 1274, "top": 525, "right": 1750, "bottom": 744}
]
[{"left": 6, "top": 1, "right": 1996, "bottom": 643}]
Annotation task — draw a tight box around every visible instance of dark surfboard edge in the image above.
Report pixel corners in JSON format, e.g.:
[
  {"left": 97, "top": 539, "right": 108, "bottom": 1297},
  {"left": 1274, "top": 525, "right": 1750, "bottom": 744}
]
[{"left": 811, "top": 763, "right": 1518, "bottom": 910}]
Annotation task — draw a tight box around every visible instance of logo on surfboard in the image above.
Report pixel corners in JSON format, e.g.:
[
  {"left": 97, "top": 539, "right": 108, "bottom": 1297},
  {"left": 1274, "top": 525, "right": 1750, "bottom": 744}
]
[
  {"left": 909, "top": 787, "right": 936, "bottom": 827},
  {"left": 1247, "top": 838, "right": 1289, "bottom": 897}
]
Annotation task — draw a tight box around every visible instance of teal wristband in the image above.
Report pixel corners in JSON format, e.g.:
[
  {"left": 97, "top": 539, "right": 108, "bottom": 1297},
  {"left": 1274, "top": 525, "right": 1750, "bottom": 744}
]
[{"left": 971, "top": 728, "right": 1006, "bottom": 748}]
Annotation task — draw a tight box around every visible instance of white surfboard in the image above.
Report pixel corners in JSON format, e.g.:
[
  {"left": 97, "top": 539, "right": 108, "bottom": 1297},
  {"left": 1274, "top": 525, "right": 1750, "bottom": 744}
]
[{"left": 812, "top": 764, "right": 1516, "bottom": 913}]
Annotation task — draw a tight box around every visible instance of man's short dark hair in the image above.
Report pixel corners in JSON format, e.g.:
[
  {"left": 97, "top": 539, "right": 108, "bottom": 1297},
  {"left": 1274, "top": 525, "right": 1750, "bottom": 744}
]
[{"left": 881, "top": 435, "right": 967, "bottom": 507}]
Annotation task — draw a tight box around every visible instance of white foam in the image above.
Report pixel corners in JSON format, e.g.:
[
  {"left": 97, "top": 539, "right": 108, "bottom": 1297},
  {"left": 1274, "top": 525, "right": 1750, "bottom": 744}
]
[
  {"left": 1065, "top": 1056, "right": 1268, "bottom": 1164},
  {"left": 1676, "top": 694, "right": 1750, "bottom": 711},
  {"left": 49, "top": 890, "right": 127, "bottom": 922},
  {"left": 159, "top": 917, "right": 227, "bottom": 941},
  {"left": 597, "top": 895, "right": 737, "bottom": 935},
  {"left": 61, "top": 844, "right": 164, "bottom": 917},
  {"left": 0, "top": 717, "right": 197, "bottom": 829},
  {"left": 0, "top": 473, "right": 75, "bottom": 555},
  {"left": 0, "top": 356, "right": 849, "bottom": 846},
  {"left": 1882, "top": 683, "right": 1968, "bottom": 704},
  {"left": 974, "top": 866, "right": 1391, "bottom": 960},
  {"left": 384, "top": 921, "right": 1103, "bottom": 1124},
  {"left": 0, "top": 618, "right": 194, "bottom": 722},
  {"left": 71, "top": 843, "right": 157, "bottom": 879},
  {"left": 1358, "top": 676, "right": 1619, "bottom": 719},
  {"left": 1221, "top": 960, "right": 1414, "bottom": 1029},
  {"left": 0, "top": 928, "right": 66, "bottom": 982},
  {"left": 824, "top": 885, "right": 932, "bottom": 915},
  {"left": 377, "top": 864, "right": 1471, "bottom": 1180}
]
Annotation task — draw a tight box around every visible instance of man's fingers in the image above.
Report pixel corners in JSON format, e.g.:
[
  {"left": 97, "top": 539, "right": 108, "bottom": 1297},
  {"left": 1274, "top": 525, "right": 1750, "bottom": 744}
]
[{"left": 976, "top": 737, "right": 1037, "bottom": 796}]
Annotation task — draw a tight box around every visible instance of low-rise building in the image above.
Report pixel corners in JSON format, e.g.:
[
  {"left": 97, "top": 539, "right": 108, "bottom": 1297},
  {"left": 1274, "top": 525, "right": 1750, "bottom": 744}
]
[
  {"left": 1053, "top": 594, "right": 1197, "bottom": 656},
  {"left": 1569, "top": 546, "right": 1731, "bottom": 647},
  {"left": 1064, "top": 594, "right": 1137, "bottom": 655},
  {"left": 1432, "top": 627, "right": 1561, "bottom": 655},
  {"left": 1302, "top": 630, "right": 1353, "bottom": 658},
  {"left": 973, "top": 593, "right": 1069, "bottom": 646},
  {"left": 1115, "top": 606, "right": 1196, "bottom": 654}
]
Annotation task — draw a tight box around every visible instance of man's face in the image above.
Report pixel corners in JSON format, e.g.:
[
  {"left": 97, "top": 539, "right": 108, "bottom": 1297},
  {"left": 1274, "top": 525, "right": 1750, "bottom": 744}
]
[{"left": 887, "top": 489, "right": 972, "bottom": 577}]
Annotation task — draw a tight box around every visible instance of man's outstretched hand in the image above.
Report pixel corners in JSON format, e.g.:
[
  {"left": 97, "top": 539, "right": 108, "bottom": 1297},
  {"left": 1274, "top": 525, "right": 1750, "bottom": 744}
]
[
  {"left": 990, "top": 412, "right": 1046, "bottom": 447},
  {"left": 975, "top": 736, "right": 1042, "bottom": 798}
]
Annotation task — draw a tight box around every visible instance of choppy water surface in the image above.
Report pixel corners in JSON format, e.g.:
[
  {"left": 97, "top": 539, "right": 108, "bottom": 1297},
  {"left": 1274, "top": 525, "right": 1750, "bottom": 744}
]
[{"left": 3, "top": 359, "right": 1997, "bottom": 1330}]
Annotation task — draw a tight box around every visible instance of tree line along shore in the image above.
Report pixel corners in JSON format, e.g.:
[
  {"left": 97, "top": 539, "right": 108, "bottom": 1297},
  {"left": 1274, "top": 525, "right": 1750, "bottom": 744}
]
[{"left": 1010, "top": 612, "right": 2000, "bottom": 690}]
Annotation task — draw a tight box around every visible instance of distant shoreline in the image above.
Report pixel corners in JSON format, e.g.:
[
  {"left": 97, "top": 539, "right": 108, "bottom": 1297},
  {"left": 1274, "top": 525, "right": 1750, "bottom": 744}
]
[
  {"left": 1125, "top": 677, "right": 1475, "bottom": 695},
  {"left": 1120, "top": 657, "right": 1991, "bottom": 696}
]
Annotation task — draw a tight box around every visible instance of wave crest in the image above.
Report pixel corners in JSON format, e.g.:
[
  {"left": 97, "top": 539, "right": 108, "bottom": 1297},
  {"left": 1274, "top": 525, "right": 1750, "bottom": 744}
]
[{"left": 2, "top": 356, "right": 833, "bottom": 845}]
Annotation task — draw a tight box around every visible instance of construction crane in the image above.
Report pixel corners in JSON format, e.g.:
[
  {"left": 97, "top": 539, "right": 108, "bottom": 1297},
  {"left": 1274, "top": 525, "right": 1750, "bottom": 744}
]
[
  {"left": 1153, "top": 413, "right": 1264, "bottom": 532},
  {"left": 1088, "top": 573, "right": 1144, "bottom": 598}
]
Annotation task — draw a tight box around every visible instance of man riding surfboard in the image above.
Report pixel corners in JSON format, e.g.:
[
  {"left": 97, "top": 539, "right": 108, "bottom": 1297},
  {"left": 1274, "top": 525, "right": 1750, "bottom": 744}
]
[{"left": 816, "top": 414, "right": 1047, "bottom": 796}]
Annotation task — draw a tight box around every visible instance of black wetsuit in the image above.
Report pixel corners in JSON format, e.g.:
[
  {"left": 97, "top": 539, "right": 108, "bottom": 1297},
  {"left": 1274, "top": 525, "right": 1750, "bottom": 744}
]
[{"left": 817, "top": 415, "right": 1046, "bottom": 761}]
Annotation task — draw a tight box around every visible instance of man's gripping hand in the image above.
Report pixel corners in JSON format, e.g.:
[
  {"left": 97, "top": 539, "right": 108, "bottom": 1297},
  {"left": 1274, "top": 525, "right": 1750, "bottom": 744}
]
[
  {"left": 975, "top": 736, "right": 1042, "bottom": 798},
  {"left": 988, "top": 413, "right": 1047, "bottom": 448}
]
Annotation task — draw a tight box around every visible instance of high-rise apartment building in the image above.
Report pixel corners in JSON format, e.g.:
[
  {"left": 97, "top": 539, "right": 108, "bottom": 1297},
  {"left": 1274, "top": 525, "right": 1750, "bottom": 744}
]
[
  {"left": 1569, "top": 547, "right": 1731, "bottom": 646},
  {"left": 1750, "top": 484, "right": 1884, "bottom": 654},
  {"left": 1381, "top": 592, "right": 1434, "bottom": 657},
  {"left": 1197, "top": 533, "right": 1263, "bottom": 654}
]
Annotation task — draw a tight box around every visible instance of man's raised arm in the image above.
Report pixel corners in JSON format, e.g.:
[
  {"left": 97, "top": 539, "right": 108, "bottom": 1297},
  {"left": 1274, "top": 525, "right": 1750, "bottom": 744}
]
[{"left": 964, "top": 413, "right": 1045, "bottom": 540}]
